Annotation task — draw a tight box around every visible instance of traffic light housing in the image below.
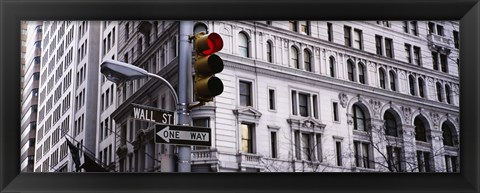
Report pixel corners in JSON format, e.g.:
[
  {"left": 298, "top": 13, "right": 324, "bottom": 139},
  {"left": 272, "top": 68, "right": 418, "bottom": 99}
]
[{"left": 193, "top": 32, "right": 224, "bottom": 102}]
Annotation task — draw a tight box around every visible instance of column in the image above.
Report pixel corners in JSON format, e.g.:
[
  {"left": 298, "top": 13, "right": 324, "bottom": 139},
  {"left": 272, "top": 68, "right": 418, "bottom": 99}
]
[
  {"left": 430, "top": 129, "right": 446, "bottom": 171},
  {"left": 402, "top": 125, "right": 418, "bottom": 172}
]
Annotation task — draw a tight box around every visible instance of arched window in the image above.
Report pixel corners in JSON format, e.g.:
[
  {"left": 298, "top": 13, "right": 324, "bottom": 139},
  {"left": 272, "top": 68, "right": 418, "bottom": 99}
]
[
  {"left": 291, "top": 47, "right": 299, "bottom": 69},
  {"left": 238, "top": 32, "right": 249, "bottom": 58},
  {"left": 266, "top": 41, "right": 273, "bottom": 63},
  {"left": 304, "top": 49, "right": 312, "bottom": 72},
  {"left": 445, "top": 84, "right": 452, "bottom": 104},
  {"left": 347, "top": 60, "right": 355, "bottom": 82},
  {"left": 442, "top": 122, "right": 454, "bottom": 146},
  {"left": 389, "top": 70, "right": 396, "bottom": 91},
  {"left": 193, "top": 23, "right": 208, "bottom": 34},
  {"left": 409, "top": 75, "right": 416, "bottom": 96},
  {"left": 436, "top": 82, "right": 443, "bottom": 102},
  {"left": 384, "top": 111, "right": 398, "bottom": 137},
  {"left": 414, "top": 117, "right": 427, "bottom": 142},
  {"left": 358, "top": 63, "right": 365, "bottom": 84},
  {"left": 379, "top": 68, "right": 386, "bottom": 89},
  {"left": 329, "top": 56, "right": 336, "bottom": 78},
  {"left": 353, "top": 104, "right": 366, "bottom": 131},
  {"left": 418, "top": 78, "right": 425, "bottom": 98}
]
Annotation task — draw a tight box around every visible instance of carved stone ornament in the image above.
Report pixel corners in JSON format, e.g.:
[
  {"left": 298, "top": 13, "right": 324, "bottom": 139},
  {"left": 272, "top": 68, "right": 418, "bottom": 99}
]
[
  {"left": 430, "top": 112, "right": 440, "bottom": 127},
  {"left": 369, "top": 99, "right": 382, "bottom": 118},
  {"left": 401, "top": 106, "right": 412, "bottom": 125},
  {"left": 338, "top": 93, "right": 348, "bottom": 108}
]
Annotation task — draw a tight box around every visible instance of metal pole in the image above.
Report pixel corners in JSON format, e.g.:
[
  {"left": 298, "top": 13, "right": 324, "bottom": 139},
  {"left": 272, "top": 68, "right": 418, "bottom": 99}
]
[{"left": 177, "top": 21, "right": 193, "bottom": 172}]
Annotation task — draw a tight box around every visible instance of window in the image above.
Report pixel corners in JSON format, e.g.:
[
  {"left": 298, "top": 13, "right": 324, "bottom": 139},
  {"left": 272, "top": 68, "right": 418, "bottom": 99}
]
[
  {"left": 418, "top": 78, "right": 425, "bottom": 98},
  {"left": 385, "top": 38, "right": 393, "bottom": 58},
  {"left": 432, "top": 52, "right": 439, "bottom": 70},
  {"left": 238, "top": 32, "right": 249, "bottom": 57},
  {"left": 329, "top": 57, "right": 336, "bottom": 77},
  {"left": 347, "top": 60, "right": 355, "bottom": 82},
  {"left": 387, "top": 146, "right": 402, "bottom": 172},
  {"left": 413, "top": 46, "right": 421, "bottom": 65},
  {"left": 353, "top": 29, "right": 363, "bottom": 50},
  {"left": 384, "top": 111, "right": 398, "bottom": 136},
  {"left": 291, "top": 47, "right": 299, "bottom": 69},
  {"left": 241, "top": 123, "right": 254, "bottom": 153},
  {"left": 289, "top": 21, "right": 297, "bottom": 32},
  {"left": 327, "top": 22, "right": 333, "bottom": 42},
  {"left": 193, "top": 118, "right": 210, "bottom": 150},
  {"left": 291, "top": 90, "right": 318, "bottom": 118},
  {"left": 375, "top": 35, "right": 383, "bottom": 55},
  {"left": 436, "top": 82, "right": 443, "bottom": 102},
  {"left": 335, "top": 141, "right": 342, "bottom": 166},
  {"left": 445, "top": 85, "right": 452, "bottom": 104},
  {"left": 379, "top": 68, "right": 386, "bottom": 89},
  {"left": 414, "top": 117, "right": 427, "bottom": 142},
  {"left": 168, "top": 37, "right": 177, "bottom": 60},
  {"left": 405, "top": 44, "right": 412, "bottom": 63},
  {"left": 270, "top": 131, "right": 277, "bottom": 158},
  {"left": 301, "top": 133, "right": 314, "bottom": 161},
  {"left": 354, "top": 141, "right": 371, "bottom": 168},
  {"left": 417, "top": 151, "right": 431, "bottom": 172},
  {"left": 268, "top": 89, "right": 275, "bottom": 110},
  {"left": 193, "top": 23, "right": 207, "bottom": 34},
  {"left": 344, "top": 26, "right": 352, "bottom": 47},
  {"left": 442, "top": 122, "right": 454, "bottom": 146},
  {"left": 445, "top": 155, "right": 458, "bottom": 172},
  {"left": 389, "top": 71, "right": 396, "bottom": 91},
  {"left": 437, "top": 25, "right": 444, "bottom": 36},
  {"left": 440, "top": 54, "right": 448, "bottom": 72},
  {"left": 409, "top": 75, "right": 416, "bottom": 96},
  {"left": 299, "top": 21, "right": 310, "bottom": 35},
  {"left": 410, "top": 21, "right": 418, "bottom": 35},
  {"left": 266, "top": 41, "right": 273, "bottom": 63},
  {"left": 333, "top": 102, "right": 339, "bottom": 122},
  {"left": 304, "top": 49, "right": 312, "bottom": 72},
  {"left": 358, "top": 63, "right": 365, "bottom": 84},
  {"left": 453, "top": 31, "right": 459, "bottom": 49},
  {"left": 353, "top": 104, "right": 366, "bottom": 131},
  {"left": 428, "top": 22, "right": 435, "bottom": 34},
  {"left": 239, "top": 81, "right": 252, "bottom": 106},
  {"left": 298, "top": 93, "right": 309, "bottom": 117}
]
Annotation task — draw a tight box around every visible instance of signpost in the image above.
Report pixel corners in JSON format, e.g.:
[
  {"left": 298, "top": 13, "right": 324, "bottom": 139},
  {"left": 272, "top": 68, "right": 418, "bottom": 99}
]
[
  {"left": 155, "top": 124, "right": 211, "bottom": 146},
  {"left": 131, "top": 103, "right": 174, "bottom": 124}
]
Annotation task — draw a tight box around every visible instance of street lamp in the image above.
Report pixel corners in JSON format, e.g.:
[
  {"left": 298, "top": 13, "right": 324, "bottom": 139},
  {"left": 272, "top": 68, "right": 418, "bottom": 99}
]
[{"left": 100, "top": 59, "right": 179, "bottom": 106}]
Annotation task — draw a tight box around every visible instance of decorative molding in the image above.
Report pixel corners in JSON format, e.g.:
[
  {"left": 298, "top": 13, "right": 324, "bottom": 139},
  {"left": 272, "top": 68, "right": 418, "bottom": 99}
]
[
  {"left": 338, "top": 93, "right": 348, "bottom": 108},
  {"left": 401, "top": 106, "right": 412, "bottom": 125},
  {"left": 429, "top": 112, "right": 440, "bottom": 128},
  {"left": 369, "top": 99, "right": 382, "bottom": 118}
]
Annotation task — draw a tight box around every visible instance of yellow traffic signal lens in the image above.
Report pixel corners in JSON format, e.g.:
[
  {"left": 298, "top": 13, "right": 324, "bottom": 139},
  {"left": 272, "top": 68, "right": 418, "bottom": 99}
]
[
  {"left": 195, "top": 76, "right": 224, "bottom": 98},
  {"left": 194, "top": 54, "right": 224, "bottom": 76}
]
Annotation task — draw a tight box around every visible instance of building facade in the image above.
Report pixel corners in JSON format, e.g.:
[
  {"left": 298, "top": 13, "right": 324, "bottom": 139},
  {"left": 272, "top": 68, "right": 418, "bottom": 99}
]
[
  {"left": 29, "top": 20, "right": 460, "bottom": 173},
  {"left": 33, "top": 21, "right": 101, "bottom": 172},
  {"left": 20, "top": 21, "right": 41, "bottom": 172},
  {"left": 110, "top": 21, "right": 460, "bottom": 172}
]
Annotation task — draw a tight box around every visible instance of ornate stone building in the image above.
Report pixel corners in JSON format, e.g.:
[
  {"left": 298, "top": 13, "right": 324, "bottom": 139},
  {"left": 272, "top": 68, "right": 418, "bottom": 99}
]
[{"left": 110, "top": 21, "right": 460, "bottom": 172}]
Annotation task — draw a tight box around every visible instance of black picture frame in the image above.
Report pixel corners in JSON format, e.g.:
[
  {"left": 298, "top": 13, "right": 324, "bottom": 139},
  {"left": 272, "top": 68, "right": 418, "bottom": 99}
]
[{"left": 1, "top": 0, "right": 479, "bottom": 192}]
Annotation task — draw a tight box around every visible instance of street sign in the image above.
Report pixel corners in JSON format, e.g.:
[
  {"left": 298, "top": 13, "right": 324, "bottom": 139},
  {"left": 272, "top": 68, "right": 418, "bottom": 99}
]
[
  {"left": 155, "top": 124, "right": 211, "bottom": 146},
  {"left": 131, "top": 103, "right": 174, "bottom": 124}
]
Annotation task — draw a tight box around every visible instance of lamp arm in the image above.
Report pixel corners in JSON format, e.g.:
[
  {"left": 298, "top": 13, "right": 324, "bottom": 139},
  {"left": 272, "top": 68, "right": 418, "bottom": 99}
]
[{"left": 147, "top": 73, "right": 179, "bottom": 108}]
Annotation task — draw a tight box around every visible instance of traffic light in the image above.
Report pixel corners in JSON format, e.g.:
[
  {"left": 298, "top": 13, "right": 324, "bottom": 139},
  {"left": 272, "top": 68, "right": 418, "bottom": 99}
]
[{"left": 193, "top": 32, "right": 224, "bottom": 102}]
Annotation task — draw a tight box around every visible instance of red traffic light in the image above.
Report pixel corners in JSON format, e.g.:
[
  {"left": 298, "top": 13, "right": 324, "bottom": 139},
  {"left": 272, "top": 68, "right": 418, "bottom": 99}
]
[{"left": 195, "top": 33, "right": 223, "bottom": 55}]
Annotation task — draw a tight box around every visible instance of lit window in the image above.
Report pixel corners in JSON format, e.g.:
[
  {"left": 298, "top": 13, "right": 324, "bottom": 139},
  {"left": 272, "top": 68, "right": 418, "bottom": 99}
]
[{"left": 241, "top": 123, "right": 254, "bottom": 153}]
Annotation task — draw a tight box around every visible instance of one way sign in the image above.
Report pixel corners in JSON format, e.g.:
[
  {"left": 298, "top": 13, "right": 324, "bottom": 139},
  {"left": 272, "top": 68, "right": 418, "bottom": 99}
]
[{"left": 155, "top": 124, "right": 211, "bottom": 146}]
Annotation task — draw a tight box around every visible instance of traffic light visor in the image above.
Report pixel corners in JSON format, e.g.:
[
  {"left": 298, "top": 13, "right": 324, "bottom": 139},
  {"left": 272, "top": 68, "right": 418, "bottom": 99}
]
[{"left": 196, "top": 33, "right": 223, "bottom": 55}]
